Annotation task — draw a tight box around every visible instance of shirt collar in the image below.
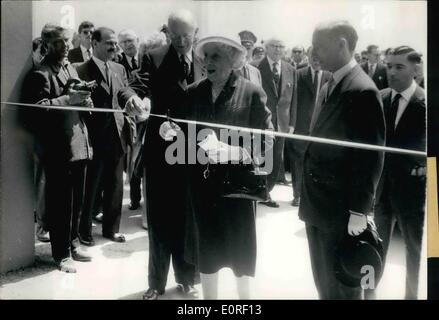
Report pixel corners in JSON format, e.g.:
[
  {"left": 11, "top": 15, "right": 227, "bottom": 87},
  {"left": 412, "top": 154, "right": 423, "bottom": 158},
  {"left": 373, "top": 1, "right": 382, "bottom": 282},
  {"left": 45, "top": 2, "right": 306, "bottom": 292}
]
[
  {"left": 80, "top": 44, "right": 91, "bottom": 54},
  {"left": 392, "top": 80, "right": 417, "bottom": 102},
  {"left": 92, "top": 55, "right": 108, "bottom": 70},
  {"left": 267, "top": 56, "right": 281, "bottom": 70},
  {"left": 332, "top": 57, "right": 357, "bottom": 85},
  {"left": 179, "top": 50, "right": 193, "bottom": 63}
]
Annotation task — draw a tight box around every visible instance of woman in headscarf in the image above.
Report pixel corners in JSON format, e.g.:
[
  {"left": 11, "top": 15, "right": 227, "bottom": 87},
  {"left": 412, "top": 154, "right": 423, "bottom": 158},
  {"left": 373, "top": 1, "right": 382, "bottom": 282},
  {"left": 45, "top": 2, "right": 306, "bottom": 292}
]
[{"left": 160, "top": 35, "right": 274, "bottom": 299}]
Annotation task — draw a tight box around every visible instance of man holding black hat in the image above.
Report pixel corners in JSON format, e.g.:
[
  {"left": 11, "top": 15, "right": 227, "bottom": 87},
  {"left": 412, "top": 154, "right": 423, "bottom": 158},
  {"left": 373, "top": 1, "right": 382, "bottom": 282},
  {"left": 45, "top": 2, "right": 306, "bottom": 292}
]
[{"left": 300, "top": 20, "right": 385, "bottom": 299}]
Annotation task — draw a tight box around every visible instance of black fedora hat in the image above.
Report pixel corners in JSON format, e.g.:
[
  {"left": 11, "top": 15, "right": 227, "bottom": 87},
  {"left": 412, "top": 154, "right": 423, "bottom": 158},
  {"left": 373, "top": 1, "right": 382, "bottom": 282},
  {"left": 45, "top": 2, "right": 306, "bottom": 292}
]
[{"left": 334, "top": 221, "right": 384, "bottom": 288}]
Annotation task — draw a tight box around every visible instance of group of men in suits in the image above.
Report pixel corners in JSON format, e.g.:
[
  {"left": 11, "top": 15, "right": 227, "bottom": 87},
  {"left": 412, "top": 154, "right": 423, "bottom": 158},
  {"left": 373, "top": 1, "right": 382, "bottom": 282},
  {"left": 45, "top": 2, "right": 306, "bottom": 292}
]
[
  {"left": 24, "top": 11, "right": 425, "bottom": 299},
  {"left": 25, "top": 23, "right": 147, "bottom": 272}
]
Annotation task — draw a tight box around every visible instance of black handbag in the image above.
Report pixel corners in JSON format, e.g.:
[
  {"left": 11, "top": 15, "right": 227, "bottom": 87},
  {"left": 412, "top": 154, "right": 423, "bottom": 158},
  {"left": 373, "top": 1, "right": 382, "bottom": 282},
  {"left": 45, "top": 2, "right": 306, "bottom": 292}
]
[{"left": 221, "top": 163, "right": 269, "bottom": 202}]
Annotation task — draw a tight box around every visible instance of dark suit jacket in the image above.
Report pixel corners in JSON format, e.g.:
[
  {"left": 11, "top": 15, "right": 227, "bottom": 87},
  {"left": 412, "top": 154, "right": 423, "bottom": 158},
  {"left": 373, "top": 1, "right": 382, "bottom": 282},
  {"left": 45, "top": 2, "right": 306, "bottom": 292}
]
[
  {"left": 117, "top": 52, "right": 141, "bottom": 80},
  {"left": 23, "top": 56, "right": 93, "bottom": 163},
  {"left": 299, "top": 64, "right": 385, "bottom": 231},
  {"left": 257, "top": 57, "right": 296, "bottom": 133},
  {"left": 292, "top": 66, "right": 331, "bottom": 155},
  {"left": 75, "top": 58, "right": 134, "bottom": 155},
  {"left": 361, "top": 62, "right": 388, "bottom": 90},
  {"left": 376, "top": 85, "right": 426, "bottom": 213},
  {"left": 67, "top": 47, "right": 85, "bottom": 64},
  {"left": 117, "top": 43, "right": 206, "bottom": 244}
]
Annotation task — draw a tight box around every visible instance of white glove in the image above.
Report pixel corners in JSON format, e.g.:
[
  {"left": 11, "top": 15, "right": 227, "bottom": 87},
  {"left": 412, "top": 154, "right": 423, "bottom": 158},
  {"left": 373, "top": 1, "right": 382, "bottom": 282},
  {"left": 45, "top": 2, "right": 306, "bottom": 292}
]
[
  {"left": 347, "top": 211, "right": 368, "bottom": 236},
  {"left": 159, "top": 121, "right": 181, "bottom": 141}
]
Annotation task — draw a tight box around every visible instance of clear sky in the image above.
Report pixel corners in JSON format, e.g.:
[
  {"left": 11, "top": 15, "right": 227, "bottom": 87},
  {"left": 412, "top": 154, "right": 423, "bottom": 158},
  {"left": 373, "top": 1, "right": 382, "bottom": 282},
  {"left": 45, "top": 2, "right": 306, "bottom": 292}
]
[{"left": 32, "top": 0, "right": 427, "bottom": 55}]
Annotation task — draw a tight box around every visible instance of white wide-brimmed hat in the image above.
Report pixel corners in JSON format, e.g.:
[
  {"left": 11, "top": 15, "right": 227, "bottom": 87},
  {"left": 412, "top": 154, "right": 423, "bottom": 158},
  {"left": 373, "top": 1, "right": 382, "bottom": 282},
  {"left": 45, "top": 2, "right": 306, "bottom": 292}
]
[{"left": 195, "top": 36, "right": 247, "bottom": 69}]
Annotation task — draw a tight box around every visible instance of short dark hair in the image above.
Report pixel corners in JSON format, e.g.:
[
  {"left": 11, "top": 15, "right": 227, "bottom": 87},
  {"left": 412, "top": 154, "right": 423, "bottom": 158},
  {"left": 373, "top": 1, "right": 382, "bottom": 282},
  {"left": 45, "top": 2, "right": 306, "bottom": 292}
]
[
  {"left": 316, "top": 20, "right": 358, "bottom": 52},
  {"left": 41, "top": 23, "right": 67, "bottom": 44},
  {"left": 92, "top": 27, "right": 115, "bottom": 42},
  {"left": 78, "top": 21, "right": 94, "bottom": 33},
  {"left": 366, "top": 44, "right": 379, "bottom": 53},
  {"left": 389, "top": 46, "right": 422, "bottom": 64}
]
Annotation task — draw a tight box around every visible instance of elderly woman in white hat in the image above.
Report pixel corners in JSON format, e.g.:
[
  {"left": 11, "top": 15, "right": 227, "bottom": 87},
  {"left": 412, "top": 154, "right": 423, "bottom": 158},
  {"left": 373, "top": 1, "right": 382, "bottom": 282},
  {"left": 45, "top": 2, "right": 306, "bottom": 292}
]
[{"left": 161, "top": 35, "right": 274, "bottom": 299}]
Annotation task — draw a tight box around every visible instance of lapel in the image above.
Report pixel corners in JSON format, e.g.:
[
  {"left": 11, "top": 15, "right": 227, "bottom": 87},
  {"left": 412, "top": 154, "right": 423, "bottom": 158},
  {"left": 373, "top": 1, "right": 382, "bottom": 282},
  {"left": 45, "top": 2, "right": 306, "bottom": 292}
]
[
  {"left": 279, "top": 61, "right": 293, "bottom": 96},
  {"left": 395, "top": 85, "right": 425, "bottom": 133},
  {"left": 304, "top": 66, "right": 315, "bottom": 94},
  {"left": 309, "top": 64, "right": 362, "bottom": 135},
  {"left": 214, "top": 72, "right": 239, "bottom": 111},
  {"left": 89, "top": 58, "right": 111, "bottom": 95},
  {"left": 50, "top": 63, "right": 68, "bottom": 88},
  {"left": 259, "top": 57, "right": 278, "bottom": 98}
]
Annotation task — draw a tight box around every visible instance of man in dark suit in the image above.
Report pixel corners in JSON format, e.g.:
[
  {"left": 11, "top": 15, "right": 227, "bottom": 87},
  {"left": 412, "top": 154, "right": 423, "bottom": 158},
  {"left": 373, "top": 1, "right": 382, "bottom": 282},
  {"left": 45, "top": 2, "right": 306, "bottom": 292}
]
[
  {"left": 120, "top": 9, "right": 205, "bottom": 300},
  {"left": 361, "top": 44, "right": 388, "bottom": 90},
  {"left": 257, "top": 37, "right": 296, "bottom": 208},
  {"left": 75, "top": 27, "right": 143, "bottom": 245},
  {"left": 117, "top": 29, "right": 141, "bottom": 80},
  {"left": 299, "top": 21, "right": 385, "bottom": 299},
  {"left": 288, "top": 46, "right": 331, "bottom": 207},
  {"left": 23, "top": 24, "right": 94, "bottom": 272},
  {"left": 68, "top": 21, "right": 94, "bottom": 64},
  {"left": 116, "top": 28, "right": 146, "bottom": 211},
  {"left": 365, "top": 46, "right": 426, "bottom": 300}
]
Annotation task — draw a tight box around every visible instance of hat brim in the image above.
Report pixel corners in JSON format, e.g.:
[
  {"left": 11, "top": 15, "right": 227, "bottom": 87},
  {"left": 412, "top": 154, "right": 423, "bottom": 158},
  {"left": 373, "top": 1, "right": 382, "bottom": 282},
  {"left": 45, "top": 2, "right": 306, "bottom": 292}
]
[{"left": 195, "top": 36, "right": 247, "bottom": 69}]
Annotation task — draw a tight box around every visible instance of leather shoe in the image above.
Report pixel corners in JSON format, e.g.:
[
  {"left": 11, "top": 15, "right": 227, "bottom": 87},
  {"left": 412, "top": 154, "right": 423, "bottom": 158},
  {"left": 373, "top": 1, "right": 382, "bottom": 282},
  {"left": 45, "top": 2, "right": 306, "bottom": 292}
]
[
  {"left": 176, "top": 284, "right": 199, "bottom": 297},
  {"left": 79, "top": 235, "right": 95, "bottom": 247},
  {"left": 142, "top": 288, "right": 164, "bottom": 300},
  {"left": 55, "top": 257, "right": 76, "bottom": 273},
  {"left": 71, "top": 247, "right": 92, "bottom": 262},
  {"left": 291, "top": 197, "right": 300, "bottom": 207},
  {"left": 260, "top": 199, "right": 280, "bottom": 208},
  {"left": 129, "top": 202, "right": 141, "bottom": 210},
  {"left": 93, "top": 212, "right": 103, "bottom": 223},
  {"left": 103, "top": 232, "right": 126, "bottom": 242},
  {"left": 36, "top": 225, "right": 50, "bottom": 242}
]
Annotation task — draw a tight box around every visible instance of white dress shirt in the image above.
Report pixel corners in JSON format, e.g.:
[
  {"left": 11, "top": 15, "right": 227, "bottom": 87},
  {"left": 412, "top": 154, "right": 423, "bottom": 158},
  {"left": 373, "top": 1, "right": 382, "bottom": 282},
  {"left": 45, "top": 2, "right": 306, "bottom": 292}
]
[
  {"left": 392, "top": 80, "right": 417, "bottom": 128},
  {"left": 80, "top": 45, "right": 92, "bottom": 61},
  {"left": 267, "top": 56, "right": 282, "bottom": 75}
]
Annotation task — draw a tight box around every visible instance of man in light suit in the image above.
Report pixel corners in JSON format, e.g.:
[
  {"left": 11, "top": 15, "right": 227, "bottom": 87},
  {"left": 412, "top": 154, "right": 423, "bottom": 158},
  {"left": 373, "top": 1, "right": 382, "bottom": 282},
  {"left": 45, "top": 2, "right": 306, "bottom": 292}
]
[
  {"left": 300, "top": 21, "right": 385, "bottom": 299},
  {"left": 68, "top": 21, "right": 94, "bottom": 64},
  {"left": 257, "top": 37, "right": 296, "bottom": 208},
  {"left": 75, "top": 27, "right": 144, "bottom": 245},
  {"left": 365, "top": 46, "right": 426, "bottom": 300},
  {"left": 288, "top": 46, "right": 331, "bottom": 207},
  {"left": 120, "top": 9, "right": 205, "bottom": 300},
  {"left": 361, "top": 44, "right": 388, "bottom": 90}
]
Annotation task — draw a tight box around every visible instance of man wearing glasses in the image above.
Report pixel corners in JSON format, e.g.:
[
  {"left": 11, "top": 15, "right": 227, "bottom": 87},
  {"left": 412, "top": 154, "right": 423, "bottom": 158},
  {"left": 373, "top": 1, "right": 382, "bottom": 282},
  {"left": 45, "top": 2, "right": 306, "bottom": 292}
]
[
  {"left": 361, "top": 44, "right": 388, "bottom": 90},
  {"left": 291, "top": 45, "right": 308, "bottom": 70},
  {"left": 68, "top": 21, "right": 95, "bottom": 63}
]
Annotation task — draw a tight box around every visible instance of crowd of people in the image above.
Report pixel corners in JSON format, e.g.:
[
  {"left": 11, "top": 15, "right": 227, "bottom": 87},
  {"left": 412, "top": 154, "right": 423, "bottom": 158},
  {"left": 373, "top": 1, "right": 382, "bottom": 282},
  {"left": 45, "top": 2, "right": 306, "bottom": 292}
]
[{"left": 22, "top": 9, "right": 426, "bottom": 300}]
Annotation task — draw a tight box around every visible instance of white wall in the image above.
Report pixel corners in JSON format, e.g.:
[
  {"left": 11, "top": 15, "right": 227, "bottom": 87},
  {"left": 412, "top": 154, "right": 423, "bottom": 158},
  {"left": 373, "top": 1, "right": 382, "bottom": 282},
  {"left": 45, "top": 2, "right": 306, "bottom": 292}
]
[{"left": 32, "top": 0, "right": 427, "bottom": 54}]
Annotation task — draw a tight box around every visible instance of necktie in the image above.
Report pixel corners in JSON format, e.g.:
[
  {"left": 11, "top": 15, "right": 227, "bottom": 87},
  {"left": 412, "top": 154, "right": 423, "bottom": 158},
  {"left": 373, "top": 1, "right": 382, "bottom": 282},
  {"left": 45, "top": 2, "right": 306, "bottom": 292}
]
[
  {"left": 325, "top": 75, "right": 335, "bottom": 103},
  {"left": 180, "top": 54, "right": 189, "bottom": 81},
  {"left": 131, "top": 56, "right": 138, "bottom": 70},
  {"left": 388, "top": 93, "right": 401, "bottom": 138},
  {"left": 86, "top": 49, "right": 91, "bottom": 60},
  {"left": 368, "top": 64, "right": 375, "bottom": 77},
  {"left": 105, "top": 62, "right": 112, "bottom": 88},
  {"left": 273, "top": 62, "right": 280, "bottom": 89}
]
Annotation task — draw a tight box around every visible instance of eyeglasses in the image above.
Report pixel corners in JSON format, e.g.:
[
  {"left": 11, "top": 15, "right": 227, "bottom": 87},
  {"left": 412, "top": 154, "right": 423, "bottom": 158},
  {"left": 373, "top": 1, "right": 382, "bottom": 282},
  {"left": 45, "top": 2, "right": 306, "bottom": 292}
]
[
  {"left": 269, "top": 44, "right": 285, "bottom": 50},
  {"left": 82, "top": 30, "right": 93, "bottom": 35},
  {"left": 293, "top": 50, "right": 302, "bottom": 54}
]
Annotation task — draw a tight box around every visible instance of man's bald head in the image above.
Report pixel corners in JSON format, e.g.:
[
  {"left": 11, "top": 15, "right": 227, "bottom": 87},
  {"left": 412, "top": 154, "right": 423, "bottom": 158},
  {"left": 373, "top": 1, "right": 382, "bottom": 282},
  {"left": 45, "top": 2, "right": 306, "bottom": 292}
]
[
  {"left": 167, "top": 9, "right": 198, "bottom": 55},
  {"left": 312, "top": 20, "right": 358, "bottom": 72},
  {"left": 168, "top": 9, "right": 197, "bottom": 30}
]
